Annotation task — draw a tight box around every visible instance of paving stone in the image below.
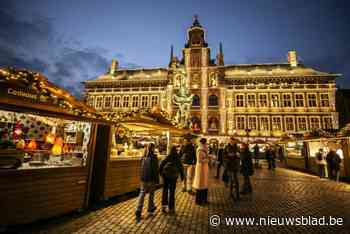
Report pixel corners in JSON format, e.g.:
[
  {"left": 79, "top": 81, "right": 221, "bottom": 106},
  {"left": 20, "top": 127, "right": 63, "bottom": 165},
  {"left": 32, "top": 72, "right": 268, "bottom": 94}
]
[{"left": 12, "top": 164, "right": 350, "bottom": 234}]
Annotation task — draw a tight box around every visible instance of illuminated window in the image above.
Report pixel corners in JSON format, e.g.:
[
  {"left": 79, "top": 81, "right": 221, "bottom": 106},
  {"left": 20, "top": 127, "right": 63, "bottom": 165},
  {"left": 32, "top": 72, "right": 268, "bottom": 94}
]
[
  {"left": 308, "top": 94, "right": 317, "bottom": 107},
  {"left": 123, "top": 96, "right": 129, "bottom": 108},
  {"left": 96, "top": 96, "right": 103, "bottom": 109},
  {"left": 141, "top": 96, "right": 149, "bottom": 108},
  {"left": 272, "top": 116, "right": 282, "bottom": 130},
  {"left": 282, "top": 94, "right": 292, "bottom": 107},
  {"left": 323, "top": 117, "right": 333, "bottom": 129},
  {"left": 247, "top": 94, "right": 256, "bottom": 107},
  {"left": 295, "top": 94, "right": 304, "bottom": 107},
  {"left": 297, "top": 117, "right": 307, "bottom": 131},
  {"left": 259, "top": 94, "right": 268, "bottom": 107},
  {"left": 236, "top": 94, "right": 244, "bottom": 107},
  {"left": 271, "top": 94, "right": 279, "bottom": 107},
  {"left": 320, "top": 93, "right": 329, "bottom": 107},
  {"left": 87, "top": 96, "right": 94, "bottom": 107},
  {"left": 113, "top": 96, "right": 121, "bottom": 108},
  {"left": 248, "top": 116, "right": 257, "bottom": 130},
  {"left": 310, "top": 117, "right": 320, "bottom": 130},
  {"left": 132, "top": 96, "right": 139, "bottom": 107},
  {"left": 260, "top": 117, "right": 269, "bottom": 130},
  {"left": 151, "top": 95, "right": 159, "bottom": 106},
  {"left": 104, "top": 96, "right": 112, "bottom": 108},
  {"left": 285, "top": 117, "right": 294, "bottom": 131},
  {"left": 236, "top": 116, "right": 245, "bottom": 130}
]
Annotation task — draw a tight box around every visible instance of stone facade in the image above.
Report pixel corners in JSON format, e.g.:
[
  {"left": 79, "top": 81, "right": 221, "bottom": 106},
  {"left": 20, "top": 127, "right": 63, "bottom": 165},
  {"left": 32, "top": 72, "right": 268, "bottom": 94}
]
[{"left": 83, "top": 17, "right": 339, "bottom": 138}]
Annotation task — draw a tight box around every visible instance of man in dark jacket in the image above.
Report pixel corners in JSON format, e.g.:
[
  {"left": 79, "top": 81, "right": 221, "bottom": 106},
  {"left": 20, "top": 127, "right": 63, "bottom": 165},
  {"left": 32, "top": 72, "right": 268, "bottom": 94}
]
[
  {"left": 215, "top": 143, "right": 225, "bottom": 179},
  {"left": 326, "top": 150, "right": 335, "bottom": 179},
  {"left": 135, "top": 143, "right": 159, "bottom": 222},
  {"left": 224, "top": 137, "right": 240, "bottom": 200},
  {"left": 240, "top": 143, "right": 254, "bottom": 194},
  {"left": 159, "top": 146, "right": 185, "bottom": 214},
  {"left": 180, "top": 138, "right": 196, "bottom": 194}
]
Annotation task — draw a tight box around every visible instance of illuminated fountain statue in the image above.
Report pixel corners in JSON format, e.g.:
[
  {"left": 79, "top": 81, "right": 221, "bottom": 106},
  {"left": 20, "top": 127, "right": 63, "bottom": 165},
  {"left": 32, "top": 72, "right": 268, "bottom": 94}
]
[{"left": 173, "top": 70, "right": 193, "bottom": 128}]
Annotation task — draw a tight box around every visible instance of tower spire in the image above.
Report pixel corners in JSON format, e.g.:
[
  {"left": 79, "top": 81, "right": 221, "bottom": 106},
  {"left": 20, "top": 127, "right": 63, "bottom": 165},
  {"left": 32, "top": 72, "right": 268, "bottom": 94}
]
[
  {"left": 219, "top": 42, "right": 223, "bottom": 55},
  {"left": 170, "top": 44, "right": 174, "bottom": 61},
  {"left": 216, "top": 42, "right": 224, "bottom": 66}
]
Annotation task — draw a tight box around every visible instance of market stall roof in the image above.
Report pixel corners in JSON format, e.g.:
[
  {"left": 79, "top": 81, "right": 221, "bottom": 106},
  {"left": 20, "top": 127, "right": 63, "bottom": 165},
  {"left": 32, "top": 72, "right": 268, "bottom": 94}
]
[
  {"left": 0, "top": 67, "right": 106, "bottom": 122},
  {"left": 103, "top": 108, "right": 189, "bottom": 136}
]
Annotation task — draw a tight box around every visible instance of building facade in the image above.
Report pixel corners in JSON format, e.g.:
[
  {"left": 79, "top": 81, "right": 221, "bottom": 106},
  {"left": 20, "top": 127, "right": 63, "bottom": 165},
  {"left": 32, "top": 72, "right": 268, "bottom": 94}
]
[{"left": 83, "top": 17, "right": 339, "bottom": 139}]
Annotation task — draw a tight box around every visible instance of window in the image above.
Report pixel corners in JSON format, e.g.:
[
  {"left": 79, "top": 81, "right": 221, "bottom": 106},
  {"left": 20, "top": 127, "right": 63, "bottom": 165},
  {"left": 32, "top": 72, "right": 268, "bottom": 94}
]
[
  {"left": 236, "top": 116, "right": 245, "bottom": 130},
  {"left": 285, "top": 117, "right": 294, "bottom": 131},
  {"left": 236, "top": 94, "right": 244, "bottom": 107},
  {"left": 260, "top": 117, "right": 269, "bottom": 130},
  {"left": 282, "top": 94, "right": 292, "bottom": 107},
  {"left": 271, "top": 94, "right": 279, "bottom": 107},
  {"left": 141, "top": 96, "right": 149, "bottom": 108},
  {"left": 323, "top": 117, "right": 333, "bottom": 129},
  {"left": 247, "top": 94, "right": 256, "bottom": 107},
  {"left": 295, "top": 94, "right": 304, "bottom": 107},
  {"left": 113, "top": 96, "right": 121, "bottom": 108},
  {"left": 208, "top": 95, "right": 218, "bottom": 106},
  {"left": 297, "top": 117, "right": 307, "bottom": 131},
  {"left": 87, "top": 96, "right": 94, "bottom": 107},
  {"left": 259, "top": 94, "right": 268, "bottom": 107},
  {"left": 272, "top": 116, "right": 282, "bottom": 130},
  {"left": 151, "top": 95, "right": 159, "bottom": 106},
  {"left": 96, "top": 96, "right": 103, "bottom": 109},
  {"left": 192, "top": 95, "right": 200, "bottom": 106},
  {"left": 310, "top": 117, "right": 320, "bottom": 130},
  {"left": 248, "top": 116, "right": 257, "bottom": 130},
  {"left": 132, "top": 96, "right": 139, "bottom": 107},
  {"left": 308, "top": 94, "right": 317, "bottom": 107},
  {"left": 104, "top": 96, "right": 112, "bottom": 108},
  {"left": 123, "top": 96, "right": 130, "bottom": 108},
  {"left": 320, "top": 93, "right": 329, "bottom": 107}
]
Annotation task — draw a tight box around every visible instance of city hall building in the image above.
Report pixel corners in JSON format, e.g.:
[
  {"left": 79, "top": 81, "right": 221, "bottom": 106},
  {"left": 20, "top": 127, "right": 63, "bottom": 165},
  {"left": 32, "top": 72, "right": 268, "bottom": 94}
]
[{"left": 83, "top": 17, "right": 339, "bottom": 139}]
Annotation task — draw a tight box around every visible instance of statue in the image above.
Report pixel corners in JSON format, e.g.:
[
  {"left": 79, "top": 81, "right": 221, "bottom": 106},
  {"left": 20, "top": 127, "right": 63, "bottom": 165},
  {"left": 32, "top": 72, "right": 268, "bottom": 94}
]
[{"left": 173, "top": 70, "right": 193, "bottom": 128}]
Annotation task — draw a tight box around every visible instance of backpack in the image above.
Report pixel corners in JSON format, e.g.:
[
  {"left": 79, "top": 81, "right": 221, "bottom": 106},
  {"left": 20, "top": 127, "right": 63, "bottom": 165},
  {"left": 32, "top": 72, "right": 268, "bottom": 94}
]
[
  {"left": 316, "top": 152, "right": 322, "bottom": 161},
  {"left": 162, "top": 161, "right": 179, "bottom": 179}
]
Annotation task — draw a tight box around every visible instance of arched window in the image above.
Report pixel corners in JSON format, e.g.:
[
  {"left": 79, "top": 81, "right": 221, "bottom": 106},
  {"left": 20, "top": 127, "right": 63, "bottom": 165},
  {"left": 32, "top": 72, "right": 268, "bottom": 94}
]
[
  {"left": 208, "top": 95, "right": 218, "bottom": 106},
  {"left": 192, "top": 95, "right": 200, "bottom": 106}
]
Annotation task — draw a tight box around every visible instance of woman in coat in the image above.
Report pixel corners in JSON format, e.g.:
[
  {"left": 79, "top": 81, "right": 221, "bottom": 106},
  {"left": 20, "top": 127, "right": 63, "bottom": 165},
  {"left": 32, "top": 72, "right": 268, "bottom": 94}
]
[
  {"left": 193, "top": 138, "right": 209, "bottom": 205},
  {"left": 240, "top": 143, "right": 254, "bottom": 195},
  {"left": 159, "top": 146, "right": 185, "bottom": 214}
]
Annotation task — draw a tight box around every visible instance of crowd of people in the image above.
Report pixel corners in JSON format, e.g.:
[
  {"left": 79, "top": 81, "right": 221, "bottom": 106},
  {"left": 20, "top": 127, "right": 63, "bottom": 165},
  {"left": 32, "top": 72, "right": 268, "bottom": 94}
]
[
  {"left": 134, "top": 137, "right": 260, "bottom": 222},
  {"left": 134, "top": 137, "right": 343, "bottom": 222}
]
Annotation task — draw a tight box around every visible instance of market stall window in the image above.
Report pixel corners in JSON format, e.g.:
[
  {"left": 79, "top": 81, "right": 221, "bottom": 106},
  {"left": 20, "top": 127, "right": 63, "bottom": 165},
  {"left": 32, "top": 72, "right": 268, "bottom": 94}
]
[
  {"left": 285, "top": 141, "right": 304, "bottom": 158},
  {"left": 0, "top": 110, "right": 92, "bottom": 169}
]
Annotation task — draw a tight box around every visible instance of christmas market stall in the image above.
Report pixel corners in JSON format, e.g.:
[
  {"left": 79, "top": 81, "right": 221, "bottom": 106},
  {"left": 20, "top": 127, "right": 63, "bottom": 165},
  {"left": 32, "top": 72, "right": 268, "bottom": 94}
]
[
  {"left": 100, "top": 108, "right": 188, "bottom": 199},
  {"left": 0, "top": 68, "right": 111, "bottom": 226},
  {"left": 285, "top": 129, "right": 350, "bottom": 179}
]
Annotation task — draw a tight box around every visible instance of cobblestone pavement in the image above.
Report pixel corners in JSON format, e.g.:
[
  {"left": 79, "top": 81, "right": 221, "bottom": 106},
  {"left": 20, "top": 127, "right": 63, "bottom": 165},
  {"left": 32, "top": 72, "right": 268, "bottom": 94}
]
[{"left": 13, "top": 165, "right": 350, "bottom": 234}]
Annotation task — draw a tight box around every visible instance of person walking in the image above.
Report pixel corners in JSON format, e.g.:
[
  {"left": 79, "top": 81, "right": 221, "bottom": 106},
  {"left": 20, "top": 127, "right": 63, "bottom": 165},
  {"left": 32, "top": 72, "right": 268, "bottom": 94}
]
[
  {"left": 326, "top": 150, "right": 335, "bottom": 179},
  {"left": 316, "top": 148, "right": 327, "bottom": 178},
  {"left": 215, "top": 143, "right": 225, "bottom": 179},
  {"left": 180, "top": 138, "right": 196, "bottom": 194},
  {"left": 159, "top": 146, "right": 185, "bottom": 214},
  {"left": 240, "top": 143, "right": 254, "bottom": 195},
  {"left": 333, "top": 151, "right": 342, "bottom": 182},
  {"left": 135, "top": 143, "right": 159, "bottom": 222},
  {"left": 193, "top": 138, "right": 209, "bottom": 205},
  {"left": 265, "top": 146, "right": 276, "bottom": 170},
  {"left": 224, "top": 137, "right": 240, "bottom": 200},
  {"left": 253, "top": 143, "right": 260, "bottom": 168}
]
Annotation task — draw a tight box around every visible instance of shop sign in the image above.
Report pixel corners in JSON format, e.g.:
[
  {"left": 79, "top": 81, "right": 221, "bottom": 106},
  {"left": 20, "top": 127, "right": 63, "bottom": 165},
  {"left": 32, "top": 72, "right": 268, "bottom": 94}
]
[{"left": 7, "top": 88, "right": 37, "bottom": 100}]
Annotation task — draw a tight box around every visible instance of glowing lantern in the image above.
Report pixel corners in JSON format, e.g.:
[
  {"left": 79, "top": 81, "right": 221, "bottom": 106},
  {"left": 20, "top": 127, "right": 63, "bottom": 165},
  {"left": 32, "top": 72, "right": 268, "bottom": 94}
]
[
  {"left": 16, "top": 139, "right": 26, "bottom": 149},
  {"left": 45, "top": 133, "right": 55, "bottom": 144},
  {"left": 26, "top": 139, "right": 37, "bottom": 150},
  {"left": 51, "top": 137, "right": 63, "bottom": 155}
]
